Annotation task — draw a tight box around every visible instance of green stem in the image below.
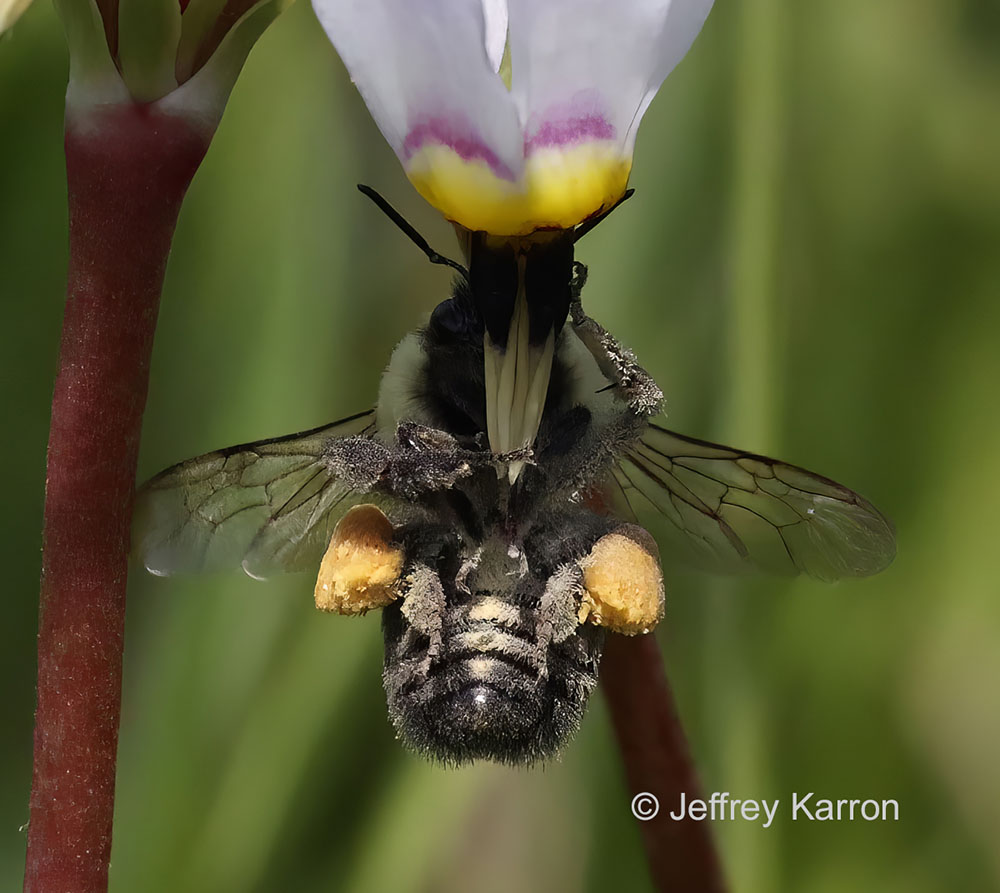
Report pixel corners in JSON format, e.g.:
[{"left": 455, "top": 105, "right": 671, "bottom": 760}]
[
  {"left": 704, "top": 0, "right": 787, "bottom": 888},
  {"left": 726, "top": 0, "right": 784, "bottom": 440}
]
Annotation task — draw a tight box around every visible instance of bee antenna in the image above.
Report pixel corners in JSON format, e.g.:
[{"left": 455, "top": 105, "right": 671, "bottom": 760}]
[
  {"left": 357, "top": 184, "right": 469, "bottom": 280},
  {"left": 573, "top": 188, "right": 636, "bottom": 243}
]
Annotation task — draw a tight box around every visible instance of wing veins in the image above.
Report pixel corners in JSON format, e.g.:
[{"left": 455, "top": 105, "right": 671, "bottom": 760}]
[
  {"left": 626, "top": 452, "right": 749, "bottom": 556},
  {"left": 270, "top": 465, "right": 326, "bottom": 520},
  {"left": 135, "top": 409, "right": 381, "bottom": 577},
  {"left": 619, "top": 423, "right": 895, "bottom": 579},
  {"left": 632, "top": 443, "right": 719, "bottom": 514},
  {"left": 618, "top": 460, "right": 744, "bottom": 557}
]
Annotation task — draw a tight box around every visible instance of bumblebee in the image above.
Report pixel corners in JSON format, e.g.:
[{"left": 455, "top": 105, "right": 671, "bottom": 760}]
[{"left": 135, "top": 198, "right": 894, "bottom": 765}]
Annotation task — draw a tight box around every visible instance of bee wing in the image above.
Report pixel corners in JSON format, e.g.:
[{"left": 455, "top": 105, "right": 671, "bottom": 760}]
[
  {"left": 608, "top": 423, "right": 896, "bottom": 581},
  {"left": 134, "top": 410, "right": 378, "bottom": 579}
]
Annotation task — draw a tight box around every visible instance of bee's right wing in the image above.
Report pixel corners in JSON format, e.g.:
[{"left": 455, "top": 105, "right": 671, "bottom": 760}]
[{"left": 134, "top": 410, "right": 378, "bottom": 580}]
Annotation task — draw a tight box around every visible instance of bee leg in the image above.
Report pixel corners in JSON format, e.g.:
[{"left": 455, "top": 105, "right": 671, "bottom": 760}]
[
  {"left": 577, "top": 525, "right": 665, "bottom": 636},
  {"left": 455, "top": 546, "right": 483, "bottom": 595},
  {"left": 388, "top": 437, "right": 479, "bottom": 501},
  {"left": 390, "top": 421, "right": 540, "bottom": 497},
  {"left": 569, "top": 260, "right": 589, "bottom": 299},
  {"left": 322, "top": 435, "right": 391, "bottom": 491},
  {"left": 534, "top": 564, "right": 588, "bottom": 678},
  {"left": 399, "top": 563, "right": 447, "bottom": 678},
  {"left": 325, "top": 426, "right": 478, "bottom": 500},
  {"left": 394, "top": 420, "right": 462, "bottom": 453},
  {"left": 568, "top": 274, "right": 664, "bottom": 418}
]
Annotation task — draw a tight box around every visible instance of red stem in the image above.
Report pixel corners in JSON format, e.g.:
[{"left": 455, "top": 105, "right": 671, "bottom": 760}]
[
  {"left": 601, "top": 633, "right": 727, "bottom": 893},
  {"left": 24, "top": 105, "right": 209, "bottom": 893}
]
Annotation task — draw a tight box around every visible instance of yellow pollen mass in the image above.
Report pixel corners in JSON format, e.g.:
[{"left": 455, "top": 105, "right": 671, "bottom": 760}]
[
  {"left": 579, "top": 532, "right": 665, "bottom": 635},
  {"left": 314, "top": 504, "right": 404, "bottom": 615},
  {"left": 406, "top": 141, "right": 631, "bottom": 236}
]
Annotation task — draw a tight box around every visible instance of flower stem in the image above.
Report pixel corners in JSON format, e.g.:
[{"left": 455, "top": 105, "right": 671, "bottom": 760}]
[
  {"left": 23, "top": 105, "right": 210, "bottom": 893},
  {"left": 602, "top": 634, "right": 727, "bottom": 893}
]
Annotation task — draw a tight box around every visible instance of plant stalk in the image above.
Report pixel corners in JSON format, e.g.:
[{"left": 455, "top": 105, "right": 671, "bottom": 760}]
[
  {"left": 24, "top": 104, "right": 210, "bottom": 893},
  {"left": 602, "top": 633, "right": 727, "bottom": 893}
]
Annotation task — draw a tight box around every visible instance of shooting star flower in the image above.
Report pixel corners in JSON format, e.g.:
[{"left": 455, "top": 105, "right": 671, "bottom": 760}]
[
  {"left": 314, "top": 0, "right": 713, "bottom": 473},
  {"left": 313, "top": 0, "right": 713, "bottom": 236}
]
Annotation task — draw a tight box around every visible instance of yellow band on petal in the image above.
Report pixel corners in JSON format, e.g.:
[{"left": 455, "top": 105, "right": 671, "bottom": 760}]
[{"left": 406, "top": 141, "right": 631, "bottom": 236}]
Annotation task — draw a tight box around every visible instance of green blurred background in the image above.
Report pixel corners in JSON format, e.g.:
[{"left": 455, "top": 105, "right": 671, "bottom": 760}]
[{"left": 3, "top": 1, "right": 999, "bottom": 890}]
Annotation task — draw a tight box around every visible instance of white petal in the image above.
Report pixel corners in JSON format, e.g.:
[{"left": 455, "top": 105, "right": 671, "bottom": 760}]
[
  {"left": 312, "top": 0, "right": 521, "bottom": 176},
  {"left": 481, "top": 0, "right": 508, "bottom": 73},
  {"left": 0, "top": 0, "right": 34, "bottom": 34},
  {"left": 508, "top": 0, "right": 714, "bottom": 155}
]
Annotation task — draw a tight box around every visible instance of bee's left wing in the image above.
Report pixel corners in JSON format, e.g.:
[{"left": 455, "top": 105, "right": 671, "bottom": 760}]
[
  {"left": 607, "top": 423, "right": 895, "bottom": 581},
  {"left": 134, "top": 410, "right": 378, "bottom": 579}
]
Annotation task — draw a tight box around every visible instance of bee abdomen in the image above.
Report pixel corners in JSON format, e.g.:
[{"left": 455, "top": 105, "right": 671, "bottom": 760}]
[
  {"left": 382, "top": 585, "right": 604, "bottom": 765},
  {"left": 423, "top": 596, "right": 546, "bottom": 689}
]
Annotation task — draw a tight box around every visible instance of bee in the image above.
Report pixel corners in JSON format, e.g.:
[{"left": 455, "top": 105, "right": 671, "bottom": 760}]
[{"left": 135, "top": 192, "right": 895, "bottom": 765}]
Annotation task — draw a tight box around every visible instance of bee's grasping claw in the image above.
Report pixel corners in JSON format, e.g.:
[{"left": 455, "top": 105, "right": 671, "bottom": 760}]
[
  {"left": 314, "top": 504, "right": 404, "bottom": 615},
  {"left": 578, "top": 526, "right": 665, "bottom": 636},
  {"left": 569, "top": 261, "right": 589, "bottom": 302},
  {"left": 569, "top": 300, "right": 664, "bottom": 418},
  {"left": 494, "top": 444, "right": 535, "bottom": 466}
]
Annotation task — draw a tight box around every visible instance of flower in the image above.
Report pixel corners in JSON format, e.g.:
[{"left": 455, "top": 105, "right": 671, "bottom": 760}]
[
  {"left": 54, "top": 0, "right": 292, "bottom": 127},
  {"left": 313, "top": 0, "right": 714, "bottom": 236},
  {"left": 314, "top": 1, "right": 714, "bottom": 475},
  {"left": 0, "top": 0, "right": 34, "bottom": 35}
]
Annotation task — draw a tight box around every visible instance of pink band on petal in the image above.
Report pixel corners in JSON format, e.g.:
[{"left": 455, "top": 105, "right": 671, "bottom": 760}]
[
  {"left": 523, "top": 90, "right": 617, "bottom": 156},
  {"left": 524, "top": 114, "right": 615, "bottom": 154},
  {"left": 403, "top": 117, "right": 516, "bottom": 181}
]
